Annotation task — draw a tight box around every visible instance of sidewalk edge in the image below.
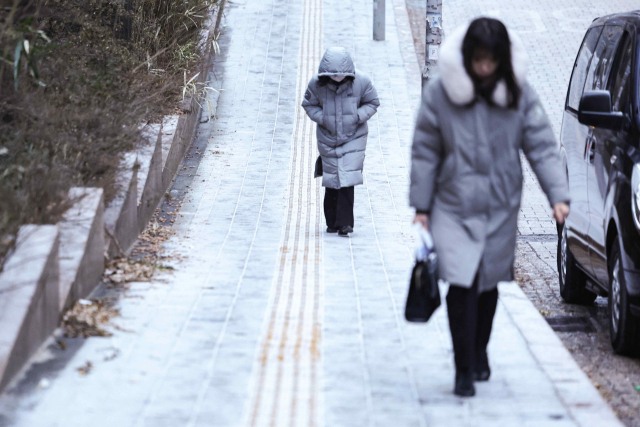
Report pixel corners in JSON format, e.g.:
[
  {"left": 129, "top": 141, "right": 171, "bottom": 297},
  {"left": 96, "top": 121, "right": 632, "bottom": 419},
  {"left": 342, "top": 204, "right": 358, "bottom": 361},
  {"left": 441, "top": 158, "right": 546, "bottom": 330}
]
[{"left": 499, "top": 281, "right": 624, "bottom": 427}]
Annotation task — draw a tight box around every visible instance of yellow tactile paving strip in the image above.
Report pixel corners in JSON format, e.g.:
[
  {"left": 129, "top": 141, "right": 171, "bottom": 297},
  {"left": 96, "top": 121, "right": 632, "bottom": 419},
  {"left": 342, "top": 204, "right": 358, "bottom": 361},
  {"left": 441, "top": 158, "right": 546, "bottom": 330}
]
[{"left": 246, "top": 0, "right": 323, "bottom": 425}]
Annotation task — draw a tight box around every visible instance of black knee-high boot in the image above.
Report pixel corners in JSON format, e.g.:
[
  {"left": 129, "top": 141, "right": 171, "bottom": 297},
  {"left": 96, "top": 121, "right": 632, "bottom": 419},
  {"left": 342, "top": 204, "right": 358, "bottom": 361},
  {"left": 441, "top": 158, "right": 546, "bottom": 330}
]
[
  {"left": 446, "top": 282, "right": 479, "bottom": 397},
  {"left": 446, "top": 285, "right": 478, "bottom": 371},
  {"left": 475, "top": 287, "right": 498, "bottom": 381}
]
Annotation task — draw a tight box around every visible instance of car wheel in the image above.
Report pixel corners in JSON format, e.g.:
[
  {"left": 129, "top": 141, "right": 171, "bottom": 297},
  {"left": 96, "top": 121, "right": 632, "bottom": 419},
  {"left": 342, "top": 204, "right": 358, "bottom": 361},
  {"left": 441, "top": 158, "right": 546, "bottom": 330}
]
[
  {"left": 608, "top": 239, "right": 640, "bottom": 356},
  {"left": 557, "top": 224, "right": 597, "bottom": 304}
]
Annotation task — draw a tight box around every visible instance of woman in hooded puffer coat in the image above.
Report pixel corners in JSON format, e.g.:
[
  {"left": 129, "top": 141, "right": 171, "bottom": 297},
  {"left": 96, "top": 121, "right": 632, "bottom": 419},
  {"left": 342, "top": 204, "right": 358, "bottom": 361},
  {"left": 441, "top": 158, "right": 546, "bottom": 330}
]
[
  {"left": 410, "top": 18, "right": 571, "bottom": 397},
  {"left": 302, "top": 47, "right": 380, "bottom": 236}
]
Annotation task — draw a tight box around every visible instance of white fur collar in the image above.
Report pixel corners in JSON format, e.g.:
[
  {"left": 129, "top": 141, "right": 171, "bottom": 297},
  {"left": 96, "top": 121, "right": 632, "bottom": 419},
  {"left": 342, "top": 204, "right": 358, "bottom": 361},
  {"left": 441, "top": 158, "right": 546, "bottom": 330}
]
[{"left": 437, "top": 22, "right": 529, "bottom": 107}]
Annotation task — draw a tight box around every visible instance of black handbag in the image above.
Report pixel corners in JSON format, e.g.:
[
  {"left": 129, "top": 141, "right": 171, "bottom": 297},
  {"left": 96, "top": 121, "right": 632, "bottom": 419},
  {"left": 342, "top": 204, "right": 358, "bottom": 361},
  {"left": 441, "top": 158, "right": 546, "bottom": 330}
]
[
  {"left": 314, "top": 155, "right": 323, "bottom": 178},
  {"left": 405, "top": 250, "right": 440, "bottom": 322}
]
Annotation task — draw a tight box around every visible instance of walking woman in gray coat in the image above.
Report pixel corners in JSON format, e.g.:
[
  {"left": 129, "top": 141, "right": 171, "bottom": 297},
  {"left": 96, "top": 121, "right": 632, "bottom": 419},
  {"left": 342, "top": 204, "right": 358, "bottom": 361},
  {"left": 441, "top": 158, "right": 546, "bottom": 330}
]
[
  {"left": 302, "top": 47, "right": 380, "bottom": 236},
  {"left": 410, "top": 18, "right": 571, "bottom": 397}
]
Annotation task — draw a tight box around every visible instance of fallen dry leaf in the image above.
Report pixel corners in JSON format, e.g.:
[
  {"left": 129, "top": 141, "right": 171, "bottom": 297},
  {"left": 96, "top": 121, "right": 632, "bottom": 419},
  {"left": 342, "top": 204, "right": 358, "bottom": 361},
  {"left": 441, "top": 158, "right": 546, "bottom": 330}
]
[
  {"left": 62, "top": 300, "right": 119, "bottom": 338},
  {"left": 77, "top": 361, "right": 93, "bottom": 376},
  {"left": 104, "top": 259, "right": 156, "bottom": 285}
]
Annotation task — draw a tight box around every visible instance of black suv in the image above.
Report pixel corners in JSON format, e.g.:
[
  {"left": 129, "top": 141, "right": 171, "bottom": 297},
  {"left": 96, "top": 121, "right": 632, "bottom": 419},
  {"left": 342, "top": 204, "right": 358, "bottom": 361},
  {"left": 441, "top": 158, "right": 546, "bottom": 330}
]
[{"left": 559, "top": 12, "right": 640, "bottom": 355}]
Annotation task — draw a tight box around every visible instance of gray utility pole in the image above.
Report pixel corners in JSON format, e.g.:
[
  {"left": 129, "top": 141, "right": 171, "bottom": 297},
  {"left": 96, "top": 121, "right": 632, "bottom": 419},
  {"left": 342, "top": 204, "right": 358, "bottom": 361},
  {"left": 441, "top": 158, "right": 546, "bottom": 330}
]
[
  {"left": 373, "top": 0, "right": 385, "bottom": 41},
  {"left": 423, "top": 0, "right": 443, "bottom": 85}
]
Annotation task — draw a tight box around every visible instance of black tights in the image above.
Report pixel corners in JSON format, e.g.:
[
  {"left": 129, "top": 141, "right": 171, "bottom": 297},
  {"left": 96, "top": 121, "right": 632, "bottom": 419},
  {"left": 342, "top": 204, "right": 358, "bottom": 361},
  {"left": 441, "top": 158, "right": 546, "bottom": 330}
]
[{"left": 446, "top": 275, "right": 498, "bottom": 372}]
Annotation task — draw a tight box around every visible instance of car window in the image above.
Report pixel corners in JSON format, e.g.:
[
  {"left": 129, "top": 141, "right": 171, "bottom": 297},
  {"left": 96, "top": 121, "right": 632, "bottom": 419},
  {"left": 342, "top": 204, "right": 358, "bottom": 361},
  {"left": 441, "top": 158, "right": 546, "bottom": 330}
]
[
  {"left": 584, "top": 26, "right": 624, "bottom": 93},
  {"left": 567, "top": 27, "right": 602, "bottom": 111},
  {"left": 609, "top": 34, "right": 633, "bottom": 113}
]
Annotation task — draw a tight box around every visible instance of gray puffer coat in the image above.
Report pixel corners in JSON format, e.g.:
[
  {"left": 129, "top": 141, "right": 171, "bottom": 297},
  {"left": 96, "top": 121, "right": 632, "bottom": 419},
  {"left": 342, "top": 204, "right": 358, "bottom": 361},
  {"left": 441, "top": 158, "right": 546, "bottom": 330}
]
[
  {"left": 302, "top": 47, "right": 380, "bottom": 189},
  {"left": 410, "top": 24, "right": 570, "bottom": 292}
]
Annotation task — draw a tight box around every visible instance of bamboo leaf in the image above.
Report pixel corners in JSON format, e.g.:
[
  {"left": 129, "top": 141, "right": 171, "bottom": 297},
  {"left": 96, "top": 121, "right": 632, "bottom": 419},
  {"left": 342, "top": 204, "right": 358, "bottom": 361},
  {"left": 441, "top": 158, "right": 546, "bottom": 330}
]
[
  {"left": 28, "top": 50, "right": 39, "bottom": 80},
  {"left": 186, "top": 72, "right": 200, "bottom": 85},
  {"left": 13, "top": 41, "right": 22, "bottom": 90},
  {"left": 37, "top": 30, "right": 51, "bottom": 43}
]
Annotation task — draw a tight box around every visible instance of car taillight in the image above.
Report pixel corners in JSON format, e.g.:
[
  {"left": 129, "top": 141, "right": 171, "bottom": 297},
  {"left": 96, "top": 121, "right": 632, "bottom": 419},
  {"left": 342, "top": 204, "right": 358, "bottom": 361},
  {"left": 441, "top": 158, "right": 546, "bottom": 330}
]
[{"left": 632, "top": 164, "right": 640, "bottom": 230}]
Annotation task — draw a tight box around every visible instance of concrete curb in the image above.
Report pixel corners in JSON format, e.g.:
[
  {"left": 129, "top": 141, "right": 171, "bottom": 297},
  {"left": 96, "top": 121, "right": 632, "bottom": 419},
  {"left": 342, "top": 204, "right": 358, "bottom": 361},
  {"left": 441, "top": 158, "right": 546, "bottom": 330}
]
[
  {"left": 137, "top": 124, "right": 164, "bottom": 233},
  {"left": 0, "top": 188, "right": 106, "bottom": 393},
  {"left": 0, "top": 225, "right": 60, "bottom": 392},
  {"left": 104, "top": 151, "right": 139, "bottom": 258},
  {"left": 59, "top": 187, "right": 105, "bottom": 312},
  {"left": 160, "top": 115, "right": 180, "bottom": 190},
  {"left": 499, "top": 281, "right": 624, "bottom": 427}
]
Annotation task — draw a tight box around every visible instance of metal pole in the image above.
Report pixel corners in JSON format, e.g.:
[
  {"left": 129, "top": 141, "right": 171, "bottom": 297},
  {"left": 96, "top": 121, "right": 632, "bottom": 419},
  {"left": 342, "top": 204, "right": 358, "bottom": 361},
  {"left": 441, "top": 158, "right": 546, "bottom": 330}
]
[
  {"left": 423, "top": 0, "right": 443, "bottom": 86},
  {"left": 373, "top": 0, "right": 385, "bottom": 41}
]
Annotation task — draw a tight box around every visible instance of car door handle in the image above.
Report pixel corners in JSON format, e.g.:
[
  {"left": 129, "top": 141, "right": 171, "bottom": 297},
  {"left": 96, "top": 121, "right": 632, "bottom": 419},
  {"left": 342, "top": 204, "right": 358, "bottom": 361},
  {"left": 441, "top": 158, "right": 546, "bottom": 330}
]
[
  {"left": 588, "top": 138, "right": 596, "bottom": 164},
  {"left": 584, "top": 135, "right": 593, "bottom": 160}
]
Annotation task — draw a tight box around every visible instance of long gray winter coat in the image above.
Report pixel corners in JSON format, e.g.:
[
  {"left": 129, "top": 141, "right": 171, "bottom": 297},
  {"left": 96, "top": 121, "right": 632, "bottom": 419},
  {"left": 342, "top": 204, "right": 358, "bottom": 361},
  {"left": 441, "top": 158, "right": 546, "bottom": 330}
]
[
  {"left": 410, "top": 24, "right": 570, "bottom": 292},
  {"left": 302, "top": 47, "right": 380, "bottom": 189}
]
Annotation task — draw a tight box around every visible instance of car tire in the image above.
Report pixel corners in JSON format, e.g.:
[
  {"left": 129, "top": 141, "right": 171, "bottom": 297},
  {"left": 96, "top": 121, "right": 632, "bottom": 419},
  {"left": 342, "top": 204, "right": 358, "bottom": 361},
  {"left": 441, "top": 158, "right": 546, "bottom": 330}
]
[
  {"left": 557, "top": 224, "right": 597, "bottom": 304},
  {"left": 608, "top": 239, "right": 640, "bottom": 356}
]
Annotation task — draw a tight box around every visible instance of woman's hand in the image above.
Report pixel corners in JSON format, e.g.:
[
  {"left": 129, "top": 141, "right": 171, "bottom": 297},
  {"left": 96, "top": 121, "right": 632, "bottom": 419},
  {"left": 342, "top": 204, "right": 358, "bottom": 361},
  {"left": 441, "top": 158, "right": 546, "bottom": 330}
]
[
  {"left": 413, "top": 213, "right": 429, "bottom": 230},
  {"left": 553, "top": 203, "right": 570, "bottom": 224}
]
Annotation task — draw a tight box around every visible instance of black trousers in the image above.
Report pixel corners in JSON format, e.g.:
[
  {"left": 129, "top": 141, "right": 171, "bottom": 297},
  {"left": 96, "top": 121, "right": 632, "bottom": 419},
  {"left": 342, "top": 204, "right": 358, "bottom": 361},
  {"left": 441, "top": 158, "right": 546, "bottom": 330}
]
[
  {"left": 446, "top": 274, "right": 498, "bottom": 372},
  {"left": 324, "top": 186, "right": 354, "bottom": 229}
]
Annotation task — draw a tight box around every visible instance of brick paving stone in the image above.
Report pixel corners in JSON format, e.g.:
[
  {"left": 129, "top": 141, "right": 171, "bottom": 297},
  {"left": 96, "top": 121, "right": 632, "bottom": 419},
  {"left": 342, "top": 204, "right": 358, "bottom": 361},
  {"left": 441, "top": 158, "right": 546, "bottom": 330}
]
[{"left": 0, "top": 1, "right": 632, "bottom": 426}]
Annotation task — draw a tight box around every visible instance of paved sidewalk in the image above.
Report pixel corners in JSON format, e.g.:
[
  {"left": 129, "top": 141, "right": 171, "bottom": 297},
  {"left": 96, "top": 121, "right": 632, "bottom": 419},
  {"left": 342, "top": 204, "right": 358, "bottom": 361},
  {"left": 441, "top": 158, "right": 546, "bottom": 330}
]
[{"left": 0, "top": 0, "right": 630, "bottom": 426}]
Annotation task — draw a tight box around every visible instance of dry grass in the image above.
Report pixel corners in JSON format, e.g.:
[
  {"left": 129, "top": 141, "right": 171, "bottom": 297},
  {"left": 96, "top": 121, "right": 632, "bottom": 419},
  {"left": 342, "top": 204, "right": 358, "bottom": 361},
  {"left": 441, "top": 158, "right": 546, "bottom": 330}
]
[{"left": 0, "top": 0, "right": 218, "bottom": 267}]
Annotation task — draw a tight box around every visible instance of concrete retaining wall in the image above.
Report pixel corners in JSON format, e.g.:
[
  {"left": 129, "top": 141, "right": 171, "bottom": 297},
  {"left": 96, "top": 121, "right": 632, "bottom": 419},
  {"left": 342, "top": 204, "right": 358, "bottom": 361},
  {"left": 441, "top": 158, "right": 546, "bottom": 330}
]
[
  {"left": 0, "top": 226, "right": 60, "bottom": 391},
  {"left": 161, "top": 115, "right": 180, "bottom": 191},
  {"left": 104, "top": 152, "right": 139, "bottom": 257},
  {"left": 59, "top": 188, "right": 105, "bottom": 311},
  {"left": 137, "top": 124, "right": 164, "bottom": 233}
]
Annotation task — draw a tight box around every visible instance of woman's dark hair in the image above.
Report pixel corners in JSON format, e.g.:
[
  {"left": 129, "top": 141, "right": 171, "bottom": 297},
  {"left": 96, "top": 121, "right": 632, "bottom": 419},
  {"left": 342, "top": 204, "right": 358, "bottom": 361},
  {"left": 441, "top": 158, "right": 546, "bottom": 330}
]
[
  {"left": 462, "top": 18, "right": 520, "bottom": 109},
  {"left": 317, "top": 75, "right": 355, "bottom": 87}
]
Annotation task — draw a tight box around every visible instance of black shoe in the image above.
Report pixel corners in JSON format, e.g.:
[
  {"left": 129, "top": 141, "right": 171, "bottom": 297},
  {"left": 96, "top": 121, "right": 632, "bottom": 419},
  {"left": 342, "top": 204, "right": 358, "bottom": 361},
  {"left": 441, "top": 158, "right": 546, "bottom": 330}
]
[
  {"left": 326, "top": 227, "right": 338, "bottom": 233},
  {"left": 474, "top": 352, "right": 491, "bottom": 382},
  {"left": 474, "top": 364, "right": 491, "bottom": 382},
  {"left": 338, "top": 226, "right": 353, "bottom": 236},
  {"left": 454, "top": 369, "right": 475, "bottom": 397}
]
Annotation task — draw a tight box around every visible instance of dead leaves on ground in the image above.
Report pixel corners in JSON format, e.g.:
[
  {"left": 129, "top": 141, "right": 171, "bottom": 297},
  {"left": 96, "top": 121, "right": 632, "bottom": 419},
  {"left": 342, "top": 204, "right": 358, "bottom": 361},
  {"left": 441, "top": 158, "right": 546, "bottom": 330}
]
[
  {"left": 105, "top": 219, "right": 177, "bottom": 286},
  {"left": 77, "top": 361, "right": 93, "bottom": 376},
  {"left": 104, "top": 258, "right": 156, "bottom": 285},
  {"left": 62, "top": 299, "right": 119, "bottom": 338},
  {"left": 130, "top": 219, "right": 176, "bottom": 261},
  {"left": 61, "top": 214, "right": 179, "bottom": 343}
]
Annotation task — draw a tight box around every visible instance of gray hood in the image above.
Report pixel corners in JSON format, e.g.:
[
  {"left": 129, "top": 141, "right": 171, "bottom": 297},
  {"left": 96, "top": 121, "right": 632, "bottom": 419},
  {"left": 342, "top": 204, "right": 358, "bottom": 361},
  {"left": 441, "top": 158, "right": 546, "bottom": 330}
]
[{"left": 318, "top": 47, "right": 355, "bottom": 78}]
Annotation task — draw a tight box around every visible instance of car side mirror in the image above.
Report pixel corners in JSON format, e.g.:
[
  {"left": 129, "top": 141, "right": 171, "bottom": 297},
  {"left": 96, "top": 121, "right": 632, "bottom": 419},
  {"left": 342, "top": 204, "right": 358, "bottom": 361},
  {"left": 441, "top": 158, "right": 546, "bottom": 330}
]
[{"left": 578, "top": 90, "right": 624, "bottom": 131}]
